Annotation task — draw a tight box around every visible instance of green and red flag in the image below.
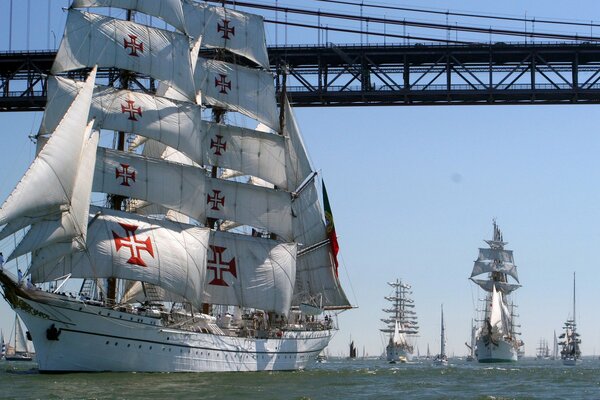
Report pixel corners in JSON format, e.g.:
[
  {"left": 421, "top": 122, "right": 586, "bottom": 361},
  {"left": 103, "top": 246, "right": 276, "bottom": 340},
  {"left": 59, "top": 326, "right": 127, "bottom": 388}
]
[{"left": 322, "top": 180, "right": 339, "bottom": 276}]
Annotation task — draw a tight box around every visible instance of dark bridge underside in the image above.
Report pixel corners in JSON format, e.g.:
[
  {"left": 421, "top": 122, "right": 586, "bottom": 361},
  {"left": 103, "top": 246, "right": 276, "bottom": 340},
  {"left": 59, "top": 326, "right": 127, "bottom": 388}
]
[{"left": 2, "top": 42, "right": 600, "bottom": 111}]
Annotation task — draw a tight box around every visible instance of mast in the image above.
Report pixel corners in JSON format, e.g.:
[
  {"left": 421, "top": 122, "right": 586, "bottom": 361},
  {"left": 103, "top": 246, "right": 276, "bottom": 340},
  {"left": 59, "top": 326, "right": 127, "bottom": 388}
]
[
  {"left": 440, "top": 304, "right": 446, "bottom": 357},
  {"left": 107, "top": 8, "right": 134, "bottom": 305},
  {"left": 572, "top": 272, "right": 576, "bottom": 327}
]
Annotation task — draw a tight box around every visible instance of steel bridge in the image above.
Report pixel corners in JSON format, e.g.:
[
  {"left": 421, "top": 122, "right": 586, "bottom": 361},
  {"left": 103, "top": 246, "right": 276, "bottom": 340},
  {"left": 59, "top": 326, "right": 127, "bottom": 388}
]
[{"left": 2, "top": 42, "right": 600, "bottom": 111}]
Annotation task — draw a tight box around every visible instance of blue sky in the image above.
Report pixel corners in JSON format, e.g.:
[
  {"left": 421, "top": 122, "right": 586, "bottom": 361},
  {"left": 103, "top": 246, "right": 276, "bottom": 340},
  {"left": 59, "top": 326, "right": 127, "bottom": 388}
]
[{"left": 2, "top": 0, "right": 600, "bottom": 358}]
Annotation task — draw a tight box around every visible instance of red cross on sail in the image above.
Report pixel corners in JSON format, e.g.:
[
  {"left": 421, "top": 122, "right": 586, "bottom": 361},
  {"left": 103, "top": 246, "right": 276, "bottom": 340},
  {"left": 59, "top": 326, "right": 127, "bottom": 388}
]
[
  {"left": 112, "top": 222, "right": 155, "bottom": 267},
  {"left": 123, "top": 34, "right": 144, "bottom": 56},
  {"left": 214, "top": 74, "right": 232, "bottom": 94},
  {"left": 207, "top": 190, "right": 225, "bottom": 211},
  {"left": 121, "top": 99, "right": 143, "bottom": 121},
  {"left": 207, "top": 245, "right": 237, "bottom": 286},
  {"left": 115, "top": 163, "right": 136, "bottom": 186},
  {"left": 210, "top": 135, "right": 227, "bottom": 156},
  {"left": 217, "top": 19, "right": 235, "bottom": 39}
]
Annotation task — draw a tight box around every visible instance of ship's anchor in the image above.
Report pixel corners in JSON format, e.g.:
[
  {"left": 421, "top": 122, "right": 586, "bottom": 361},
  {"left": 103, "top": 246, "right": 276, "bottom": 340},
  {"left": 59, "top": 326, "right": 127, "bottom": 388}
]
[{"left": 46, "top": 324, "right": 62, "bottom": 341}]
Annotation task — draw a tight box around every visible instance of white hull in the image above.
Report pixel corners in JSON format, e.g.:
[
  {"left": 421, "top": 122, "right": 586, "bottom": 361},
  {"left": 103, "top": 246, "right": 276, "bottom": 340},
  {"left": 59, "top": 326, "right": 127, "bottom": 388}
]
[
  {"left": 386, "top": 343, "right": 412, "bottom": 363},
  {"left": 476, "top": 337, "right": 518, "bottom": 363},
  {"left": 10, "top": 289, "right": 332, "bottom": 372}
]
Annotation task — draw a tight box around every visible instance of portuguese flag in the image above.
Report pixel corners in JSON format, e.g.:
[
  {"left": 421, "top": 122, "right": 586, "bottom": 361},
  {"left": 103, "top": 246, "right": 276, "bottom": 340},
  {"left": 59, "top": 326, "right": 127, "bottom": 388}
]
[{"left": 322, "top": 180, "right": 339, "bottom": 276}]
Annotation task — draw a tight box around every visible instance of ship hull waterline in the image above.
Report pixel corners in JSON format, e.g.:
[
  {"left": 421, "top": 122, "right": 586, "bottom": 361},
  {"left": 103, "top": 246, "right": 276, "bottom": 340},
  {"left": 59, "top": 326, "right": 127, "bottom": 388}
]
[
  {"left": 386, "top": 343, "right": 412, "bottom": 363},
  {"left": 0, "top": 276, "right": 333, "bottom": 373},
  {"left": 475, "top": 337, "right": 518, "bottom": 363}
]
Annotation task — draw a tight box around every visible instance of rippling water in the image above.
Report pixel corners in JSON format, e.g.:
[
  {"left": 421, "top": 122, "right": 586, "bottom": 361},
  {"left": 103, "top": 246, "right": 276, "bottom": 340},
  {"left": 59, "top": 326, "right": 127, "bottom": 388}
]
[{"left": 1, "top": 357, "right": 599, "bottom": 399}]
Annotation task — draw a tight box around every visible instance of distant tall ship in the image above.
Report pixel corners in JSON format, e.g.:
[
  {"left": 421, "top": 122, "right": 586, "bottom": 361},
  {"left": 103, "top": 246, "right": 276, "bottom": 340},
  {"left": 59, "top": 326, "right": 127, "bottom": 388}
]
[
  {"left": 559, "top": 272, "right": 581, "bottom": 366},
  {"left": 380, "top": 279, "right": 419, "bottom": 363},
  {"left": 470, "top": 221, "right": 523, "bottom": 363},
  {"left": 536, "top": 338, "right": 550, "bottom": 360}
]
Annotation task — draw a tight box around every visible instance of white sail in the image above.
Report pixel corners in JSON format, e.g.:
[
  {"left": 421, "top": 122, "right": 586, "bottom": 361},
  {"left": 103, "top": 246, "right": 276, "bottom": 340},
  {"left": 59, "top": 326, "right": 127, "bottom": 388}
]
[
  {"left": 283, "top": 98, "right": 314, "bottom": 191},
  {"left": 9, "top": 125, "right": 99, "bottom": 260},
  {"left": 71, "top": 0, "right": 187, "bottom": 34},
  {"left": 93, "top": 148, "right": 293, "bottom": 239},
  {"left": 41, "top": 78, "right": 288, "bottom": 189},
  {"left": 471, "top": 260, "right": 519, "bottom": 282},
  {"left": 292, "top": 181, "right": 350, "bottom": 308},
  {"left": 52, "top": 10, "right": 196, "bottom": 101},
  {"left": 489, "top": 285, "right": 505, "bottom": 336},
  {"left": 195, "top": 57, "right": 278, "bottom": 131},
  {"left": 30, "top": 207, "right": 209, "bottom": 309},
  {"left": 182, "top": 0, "right": 269, "bottom": 69},
  {"left": 0, "top": 67, "right": 97, "bottom": 239},
  {"left": 14, "top": 316, "right": 28, "bottom": 354},
  {"left": 202, "top": 230, "right": 297, "bottom": 315}
]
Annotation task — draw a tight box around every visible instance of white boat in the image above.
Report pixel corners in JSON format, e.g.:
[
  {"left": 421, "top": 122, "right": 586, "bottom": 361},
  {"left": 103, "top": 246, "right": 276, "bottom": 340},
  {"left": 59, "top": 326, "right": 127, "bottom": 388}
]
[
  {"left": 559, "top": 272, "right": 581, "bottom": 366},
  {"left": 380, "top": 279, "right": 418, "bottom": 363},
  {"left": 433, "top": 305, "right": 448, "bottom": 366},
  {"left": 470, "top": 221, "right": 523, "bottom": 363},
  {"left": 0, "top": 0, "right": 351, "bottom": 372},
  {"left": 4, "top": 315, "right": 34, "bottom": 362}
]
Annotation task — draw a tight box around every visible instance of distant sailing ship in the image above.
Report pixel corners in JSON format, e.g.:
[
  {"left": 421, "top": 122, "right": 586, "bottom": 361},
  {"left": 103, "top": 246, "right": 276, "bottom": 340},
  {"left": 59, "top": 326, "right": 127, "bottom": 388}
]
[
  {"left": 552, "top": 330, "right": 559, "bottom": 360},
  {"left": 536, "top": 338, "right": 550, "bottom": 360},
  {"left": 433, "top": 305, "right": 448, "bottom": 366},
  {"left": 559, "top": 272, "right": 581, "bottom": 366},
  {"left": 349, "top": 340, "right": 357, "bottom": 359},
  {"left": 470, "top": 221, "right": 523, "bottom": 363},
  {"left": 465, "top": 319, "right": 476, "bottom": 361},
  {"left": 381, "top": 279, "right": 419, "bottom": 363},
  {"left": 0, "top": 0, "right": 351, "bottom": 372},
  {"left": 4, "top": 315, "right": 34, "bottom": 362}
]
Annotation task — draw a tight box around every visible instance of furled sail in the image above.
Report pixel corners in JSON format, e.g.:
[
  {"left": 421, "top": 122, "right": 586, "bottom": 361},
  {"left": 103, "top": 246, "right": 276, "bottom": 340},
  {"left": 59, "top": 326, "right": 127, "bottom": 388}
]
[
  {"left": 71, "top": 0, "right": 187, "bottom": 34},
  {"left": 195, "top": 57, "right": 278, "bottom": 131},
  {"left": 52, "top": 10, "right": 196, "bottom": 101},
  {"left": 182, "top": 0, "right": 270, "bottom": 69},
  {"left": 30, "top": 207, "right": 210, "bottom": 309},
  {"left": 41, "top": 77, "right": 288, "bottom": 189},
  {"left": 202, "top": 230, "right": 297, "bottom": 315},
  {"left": 0, "top": 67, "right": 97, "bottom": 240},
  {"left": 93, "top": 148, "right": 293, "bottom": 240}
]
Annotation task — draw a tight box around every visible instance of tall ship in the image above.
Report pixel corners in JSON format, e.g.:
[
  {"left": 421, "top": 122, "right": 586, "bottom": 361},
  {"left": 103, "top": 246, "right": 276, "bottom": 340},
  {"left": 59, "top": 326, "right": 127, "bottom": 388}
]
[
  {"left": 559, "top": 272, "right": 581, "bottom": 366},
  {"left": 469, "top": 221, "right": 523, "bottom": 363},
  {"left": 380, "top": 279, "right": 418, "bottom": 363},
  {"left": 535, "top": 338, "right": 550, "bottom": 360},
  {"left": 0, "top": 0, "right": 351, "bottom": 372}
]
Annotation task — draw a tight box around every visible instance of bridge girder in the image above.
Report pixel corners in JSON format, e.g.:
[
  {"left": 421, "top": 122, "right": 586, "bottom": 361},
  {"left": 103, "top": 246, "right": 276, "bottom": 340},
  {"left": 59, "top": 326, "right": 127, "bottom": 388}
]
[{"left": 2, "top": 42, "right": 600, "bottom": 111}]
